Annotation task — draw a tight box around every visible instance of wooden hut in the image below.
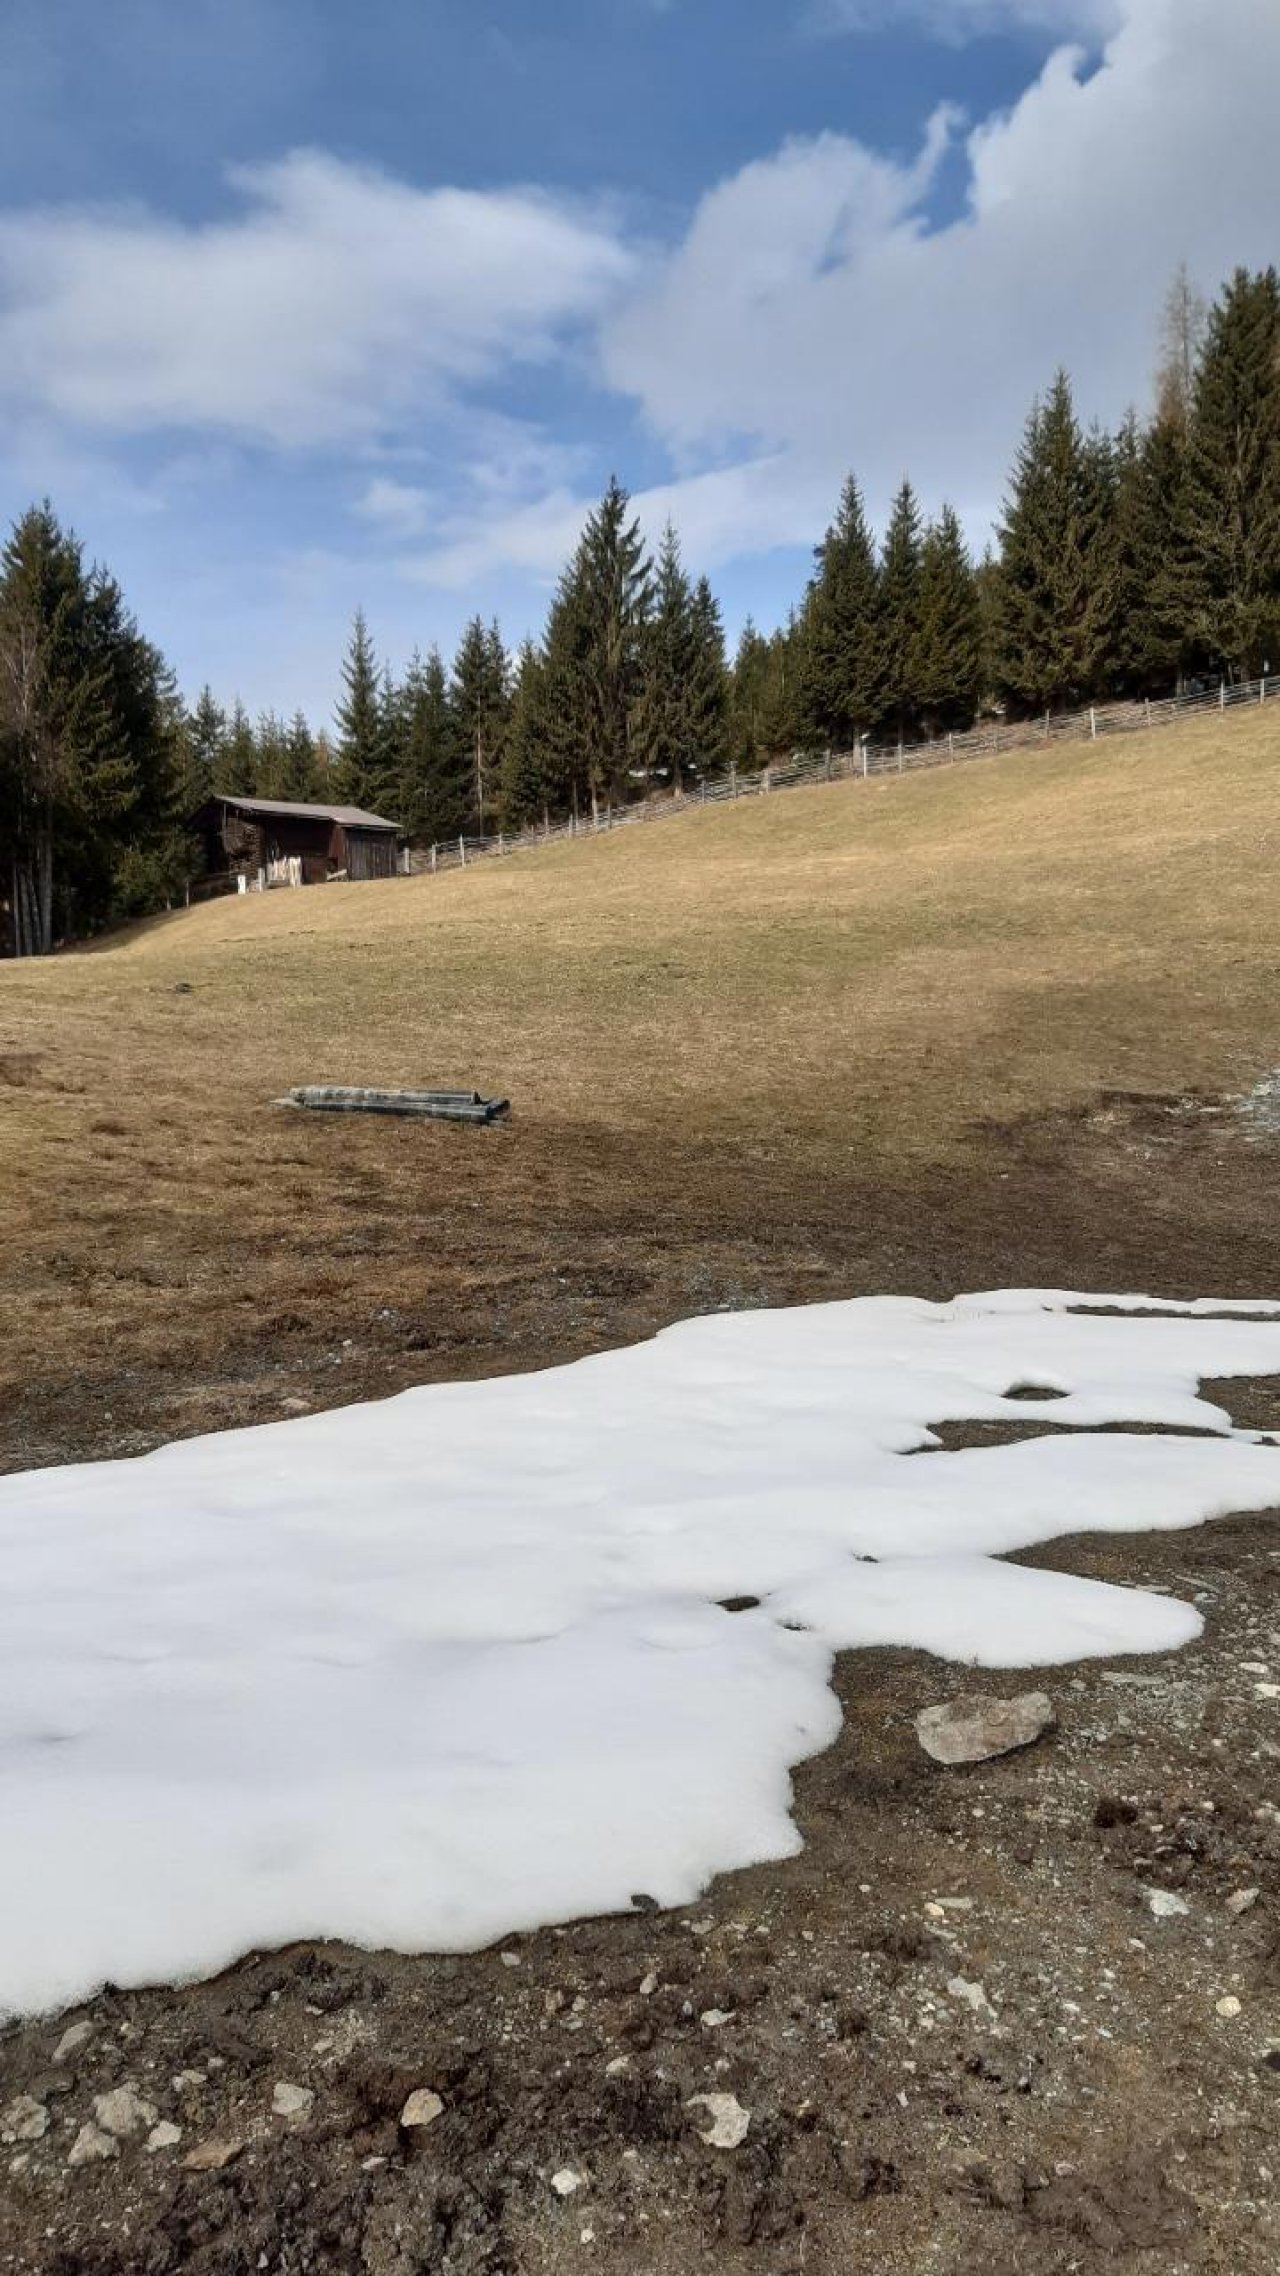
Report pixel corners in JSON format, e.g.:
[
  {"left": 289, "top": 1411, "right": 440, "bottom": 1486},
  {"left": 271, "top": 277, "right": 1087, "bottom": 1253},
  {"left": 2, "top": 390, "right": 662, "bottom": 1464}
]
[{"left": 191, "top": 796, "right": 403, "bottom": 890}]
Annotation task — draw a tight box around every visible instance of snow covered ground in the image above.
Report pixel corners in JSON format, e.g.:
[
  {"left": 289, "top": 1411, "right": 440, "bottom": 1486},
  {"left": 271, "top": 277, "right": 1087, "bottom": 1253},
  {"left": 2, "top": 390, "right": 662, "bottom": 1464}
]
[{"left": 4, "top": 1288, "right": 1280, "bottom": 2021}]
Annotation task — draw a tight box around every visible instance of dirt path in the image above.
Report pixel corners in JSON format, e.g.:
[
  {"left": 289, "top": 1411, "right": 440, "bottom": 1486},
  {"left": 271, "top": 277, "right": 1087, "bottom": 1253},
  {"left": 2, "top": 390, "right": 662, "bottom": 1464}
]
[{"left": 1, "top": 1102, "right": 1277, "bottom": 2274}]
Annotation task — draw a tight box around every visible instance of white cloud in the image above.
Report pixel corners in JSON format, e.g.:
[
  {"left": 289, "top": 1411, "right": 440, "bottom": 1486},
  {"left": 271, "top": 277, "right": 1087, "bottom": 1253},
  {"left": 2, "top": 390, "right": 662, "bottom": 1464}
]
[
  {"left": 0, "top": 150, "right": 631, "bottom": 448},
  {"left": 590, "top": 0, "right": 1280, "bottom": 558},
  {"left": 356, "top": 478, "right": 434, "bottom": 539}
]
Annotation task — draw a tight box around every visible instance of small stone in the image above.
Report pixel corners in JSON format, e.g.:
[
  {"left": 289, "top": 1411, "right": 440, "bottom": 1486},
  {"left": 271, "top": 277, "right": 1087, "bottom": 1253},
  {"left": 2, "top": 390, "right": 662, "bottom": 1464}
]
[
  {"left": 639, "top": 1971, "right": 659, "bottom": 1997},
  {"left": 172, "top": 2070, "right": 207, "bottom": 2094},
  {"left": 2, "top": 2097, "right": 49, "bottom": 2145},
  {"left": 924, "top": 1901, "right": 946, "bottom": 1920},
  {"left": 915, "top": 1691, "right": 1054, "bottom": 1766},
  {"left": 1216, "top": 1994, "right": 1243, "bottom": 2018},
  {"left": 605, "top": 2056, "right": 631, "bottom": 2077},
  {"left": 499, "top": 1950, "right": 521, "bottom": 1968},
  {"left": 1256, "top": 1683, "right": 1280, "bottom": 1700},
  {"left": 399, "top": 2089, "right": 444, "bottom": 2129},
  {"left": 948, "top": 1976, "right": 998, "bottom": 2023},
  {"left": 53, "top": 2022, "right": 93, "bottom": 2065},
  {"left": 271, "top": 2082, "right": 315, "bottom": 2122},
  {"left": 1146, "top": 1888, "right": 1191, "bottom": 1919},
  {"left": 1225, "top": 1888, "right": 1260, "bottom": 1918},
  {"left": 700, "top": 2008, "right": 733, "bottom": 2028},
  {"left": 146, "top": 2122, "right": 182, "bottom": 2153},
  {"left": 183, "top": 2137, "right": 243, "bottom": 2172},
  {"left": 93, "top": 2085, "right": 157, "bottom": 2139},
  {"left": 68, "top": 2122, "right": 118, "bottom": 2167},
  {"left": 552, "top": 2167, "right": 585, "bottom": 2196},
  {"left": 686, "top": 2093, "right": 751, "bottom": 2149}
]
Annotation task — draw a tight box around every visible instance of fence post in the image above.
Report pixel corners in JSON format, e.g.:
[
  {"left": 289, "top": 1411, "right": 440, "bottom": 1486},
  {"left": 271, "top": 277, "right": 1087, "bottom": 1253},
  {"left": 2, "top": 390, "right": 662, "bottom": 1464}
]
[
  {"left": 1089, "top": 708, "right": 1097, "bottom": 740},
  {"left": 897, "top": 740, "right": 904, "bottom": 772},
  {"left": 1220, "top": 679, "right": 1226, "bottom": 710},
  {"left": 1144, "top": 697, "right": 1152, "bottom": 728},
  {"left": 458, "top": 835, "right": 465, "bottom": 866},
  {"left": 499, "top": 830, "right": 505, "bottom": 856},
  {"left": 947, "top": 731, "right": 954, "bottom": 763},
  {"left": 861, "top": 742, "right": 868, "bottom": 779},
  {"left": 730, "top": 764, "right": 738, "bottom": 798},
  {"left": 1261, "top": 676, "right": 1267, "bottom": 704},
  {"left": 430, "top": 843, "right": 437, "bottom": 872}
]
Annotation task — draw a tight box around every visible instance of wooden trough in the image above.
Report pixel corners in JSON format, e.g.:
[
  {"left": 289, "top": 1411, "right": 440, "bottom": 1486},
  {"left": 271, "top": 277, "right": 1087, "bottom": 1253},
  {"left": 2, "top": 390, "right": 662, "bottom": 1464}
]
[{"left": 281, "top": 1086, "right": 510, "bottom": 1125}]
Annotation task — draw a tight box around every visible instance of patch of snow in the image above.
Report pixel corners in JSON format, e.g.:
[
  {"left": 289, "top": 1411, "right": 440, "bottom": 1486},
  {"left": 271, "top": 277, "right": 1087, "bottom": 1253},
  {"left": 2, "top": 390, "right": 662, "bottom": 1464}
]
[
  {"left": 3, "top": 1289, "right": 1280, "bottom": 2018},
  {"left": 1237, "top": 1070, "right": 1280, "bottom": 1139}
]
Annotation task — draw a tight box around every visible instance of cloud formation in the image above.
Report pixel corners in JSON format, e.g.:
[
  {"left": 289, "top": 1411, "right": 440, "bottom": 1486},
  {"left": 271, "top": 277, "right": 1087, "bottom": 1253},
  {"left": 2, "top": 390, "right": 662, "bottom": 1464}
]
[
  {"left": 0, "top": 150, "right": 630, "bottom": 448},
  {"left": 815, "top": 0, "right": 1121, "bottom": 37}
]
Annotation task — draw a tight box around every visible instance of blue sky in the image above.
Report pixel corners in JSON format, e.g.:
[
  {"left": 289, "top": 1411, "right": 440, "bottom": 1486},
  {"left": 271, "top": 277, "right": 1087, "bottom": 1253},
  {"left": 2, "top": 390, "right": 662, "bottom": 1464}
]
[{"left": 0, "top": 0, "right": 1274, "bottom": 724}]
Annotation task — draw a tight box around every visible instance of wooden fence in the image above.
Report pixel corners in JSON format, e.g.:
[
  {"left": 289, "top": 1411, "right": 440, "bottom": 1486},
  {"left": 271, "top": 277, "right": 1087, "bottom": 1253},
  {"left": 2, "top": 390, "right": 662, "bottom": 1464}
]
[{"left": 396, "top": 670, "right": 1272, "bottom": 880}]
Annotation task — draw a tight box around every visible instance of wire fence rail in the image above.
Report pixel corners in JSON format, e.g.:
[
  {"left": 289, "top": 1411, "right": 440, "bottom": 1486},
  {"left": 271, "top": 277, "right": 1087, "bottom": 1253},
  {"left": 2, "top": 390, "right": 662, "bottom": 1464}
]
[{"left": 397, "top": 670, "right": 1272, "bottom": 881}]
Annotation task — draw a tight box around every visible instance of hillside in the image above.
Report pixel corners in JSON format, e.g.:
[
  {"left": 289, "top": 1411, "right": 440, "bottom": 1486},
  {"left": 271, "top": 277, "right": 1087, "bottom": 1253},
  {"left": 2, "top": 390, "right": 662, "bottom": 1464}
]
[{"left": 3, "top": 702, "right": 1280, "bottom": 1466}]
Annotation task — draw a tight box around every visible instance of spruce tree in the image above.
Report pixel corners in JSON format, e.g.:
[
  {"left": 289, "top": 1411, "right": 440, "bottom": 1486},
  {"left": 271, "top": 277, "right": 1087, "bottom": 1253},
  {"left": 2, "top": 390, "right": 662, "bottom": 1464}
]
[
  {"left": 880, "top": 480, "right": 924, "bottom": 744},
  {"left": 1172, "top": 267, "right": 1280, "bottom": 680},
  {"left": 575, "top": 478, "right": 653, "bottom": 806},
  {"left": 280, "top": 712, "right": 319, "bottom": 801},
  {"left": 635, "top": 523, "right": 697, "bottom": 791},
  {"left": 798, "top": 475, "right": 883, "bottom": 750},
  {"left": 218, "top": 701, "right": 259, "bottom": 795},
  {"left": 687, "top": 576, "right": 729, "bottom": 780},
  {"left": 450, "top": 616, "right": 509, "bottom": 833},
  {"left": 914, "top": 506, "right": 985, "bottom": 733},
  {"left": 399, "top": 647, "right": 468, "bottom": 843},
  {"left": 182, "top": 685, "right": 226, "bottom": 810},
  {"left": 253, "top": 711, "right": 290, "bottom": 799},
  {"left": 498, "top": 641, "right": 555, "bottom": 829},
  {"left": 995, "top": 373, "right": 1116, "bottom": 712},
  {"left": 334, "top": 609, "right": 387, "bottom": 809},
  {"left": 729, "top": 618, "right": 771, "bottom": 771}
]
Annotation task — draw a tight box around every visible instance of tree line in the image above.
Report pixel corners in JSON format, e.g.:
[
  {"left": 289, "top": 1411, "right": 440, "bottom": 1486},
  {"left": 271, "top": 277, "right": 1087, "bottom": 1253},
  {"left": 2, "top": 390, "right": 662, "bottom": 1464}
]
[{"left": 3, "top": 262, "right": 1278, "bottom": 950}]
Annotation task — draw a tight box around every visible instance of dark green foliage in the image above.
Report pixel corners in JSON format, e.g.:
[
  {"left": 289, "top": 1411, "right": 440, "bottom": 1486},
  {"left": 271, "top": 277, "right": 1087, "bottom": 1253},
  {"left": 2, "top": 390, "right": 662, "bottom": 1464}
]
[
  {"left": 1172, "top": 267, "right": 1280, "bottom": 679},
  {"left": 798, "top": 475, "right": 883, "bottom": 749},
  {"left": 0, "top": 503, "right": 185, "bottom": 953},
  {"left": 914, "top": 506, "right": 985, "bottom": 733},
  {"left": 634, "top": 528, "right": 726, "bottom": 791},
  {"left": 333, "top": 609, "right": 392, "bottom": 812},
  {"left": 687, "top": 576, "right": 729, "bottom": 779},
  {"left": 181, "top": 686, "right": 226, "bottom": 810},
  {"left": 218, "top": 701, "right": 259, "bottom": 795},
  {"left": 398, "top": 647, "right": 468, "bottom": 843},
  {"left": 995, "top": 373, "right": 1116, "bottom": 712},
  {"left": 572, "top": 478, "right": 654, "bottom": 806},
  {"left": 498, "top": 641, "right": 556, "bottom": 829},
  {"left": 449, "top": 617, "right": 509, "bottom": 832},
  {"left": 879, "top": 481, "right": 924, "bottom": 743}
]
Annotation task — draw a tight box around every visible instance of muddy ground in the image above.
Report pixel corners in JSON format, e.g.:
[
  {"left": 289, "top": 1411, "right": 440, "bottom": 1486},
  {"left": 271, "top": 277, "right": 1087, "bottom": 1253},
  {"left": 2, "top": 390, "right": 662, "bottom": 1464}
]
[{"left": 1, "top": 1091, "right": 1278, "bottom": 2274}]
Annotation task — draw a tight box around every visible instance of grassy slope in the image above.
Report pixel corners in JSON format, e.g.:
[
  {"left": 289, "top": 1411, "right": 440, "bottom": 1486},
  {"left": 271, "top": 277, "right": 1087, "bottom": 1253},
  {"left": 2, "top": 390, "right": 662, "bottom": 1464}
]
[{"left": 3, "top": 705, "right": 1279, "bottom": 1427}]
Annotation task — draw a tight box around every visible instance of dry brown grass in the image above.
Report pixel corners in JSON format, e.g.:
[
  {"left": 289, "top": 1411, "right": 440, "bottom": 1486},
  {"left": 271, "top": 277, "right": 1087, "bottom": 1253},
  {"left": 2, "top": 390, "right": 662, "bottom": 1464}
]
[{"left": 4, "top": 703, "right": 1280, "bottom": 1461}]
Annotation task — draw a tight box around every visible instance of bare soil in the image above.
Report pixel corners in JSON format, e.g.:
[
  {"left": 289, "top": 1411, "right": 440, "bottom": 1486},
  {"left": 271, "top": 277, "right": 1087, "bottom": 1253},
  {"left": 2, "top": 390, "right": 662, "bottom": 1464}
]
[{"left": 1, "top": 1094, "right": 1278, "bottom": 2276}]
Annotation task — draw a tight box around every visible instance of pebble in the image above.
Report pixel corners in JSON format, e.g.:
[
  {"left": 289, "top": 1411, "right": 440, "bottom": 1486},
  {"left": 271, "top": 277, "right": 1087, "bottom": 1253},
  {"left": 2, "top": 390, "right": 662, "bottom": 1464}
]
[
  {"left": 1, "top": 2097, "right": 49, "bottom": 2145},
  {"left": 1216, "top": 1995, "right": 1243, "bottom": 2018},
  {"left": 639, "top": 1971, "right": 659, "bottom": 1997},
  {"left": 551, "top": 2167, "right": 585, "bottom": 2196},
  {"left": 271, "top": 2082, "right": 315, "bottom": 2122},
  {"left": 53, "top": 2022, "right": 94, "bottom": 2065},
  {"left": 948, "top": 1977, "right": 998, "bottom": 2023},
  {"left": 916, "top": 1690, "right": 1055, "bottom": 1765},
  {"left": 605, "top": 2056, "right": 631, "bottom": 2077},
  {"left": 700, "top": 2008, "right": 733, "bottom": 2028},
  {"left": 1145, "top": 1888, "right": 1190, "bottom": 1919},
  {"left": 146, "top": 2122, "right": 183, "bottom": 2153},
  {"left": 1225, "top": 1888, "right": 1260, "bottom": 1918},
  {"left": 686, "top": 2093, "right": 751, "bottom": 2149},
  {"left": 68, "top": 2122, "right": 119, "bottom": 2167},
  {"left": 183, "top": 2137, "right": 243, "bottom": 2172},
  {"left": 94, "top": 2085, "right": 157, "bottom": 2139},
  {"left": 1256, "top": 1683, "right": 1280, "bottom": 1700},
  {"left": 399, "top": 2089, "right": 444, "bottom": 2129},
  {"left": 499, "top": 1950, "right": 521, "bottom": 1968}
]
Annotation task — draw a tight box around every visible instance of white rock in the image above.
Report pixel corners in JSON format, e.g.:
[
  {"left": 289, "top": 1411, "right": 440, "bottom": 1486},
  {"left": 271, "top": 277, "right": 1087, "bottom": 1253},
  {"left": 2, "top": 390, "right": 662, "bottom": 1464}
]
[
  {"left": 499, "top": 1950, "right": 521, "bottom": 1968},
  {"left": 68, "top": 2122, "right": 119, "bottom": 2167},
  {"left": 53, "top": 2022, "right": 93, "bottom": 2064},
  {"left": 916, "top": 1691, "right": 1054, "bottom": 1766},
  {"left": 2, "top": 2096, "right": 49, "bottom": 2145},
  {"left": 1225, "top": 1888, "right": 1259, "bottom": 1918},
  {"left": 94, "top": 2085, "right": 157, "bottom": 2139},
  {"left": 551, "top": 2167, "right": 585, "bottom": 2196},
  {"left": 686, "top": 2092, "right": 751, "bottom": 2149},
  {"left": 605, "top": 2056, "right": 631, "bottom": 2077},
  {"left": 182, "top": 2136, "right": 243, "bottom": 2171},
  {"left": 271, "top": 2081, "right": 315, "bottom": 2122},
  {"left": 1146, "top": 1888, "right": 1190, "bottom": 1919},
  {"left": 947, "top": 1976, "right": 998, "bottom": 2022},
  {"left": 700, "top": 2008, "right": 733, "bottom": 2028},
  {"left": 1216, "top": 1994, "right": 1243, "bottom": 2018},
  {"left": 1256, "top": 1682, "right": 1280, "bottom": 1700},
  {"left": 399, "top": 2089, "right": 444, "bottom": 2129},
  {"left": 639, "top": 1971, "right": 659, "bottom": 1997},
  {"left": 146, "top": 2122, "right": 183, "bottom": 2153}
]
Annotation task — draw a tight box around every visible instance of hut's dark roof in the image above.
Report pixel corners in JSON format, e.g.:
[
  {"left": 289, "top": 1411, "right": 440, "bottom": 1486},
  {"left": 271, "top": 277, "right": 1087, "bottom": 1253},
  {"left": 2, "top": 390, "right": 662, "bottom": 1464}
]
[{"left": 205, "top": 794, "right": 401, "bottom": 833}]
